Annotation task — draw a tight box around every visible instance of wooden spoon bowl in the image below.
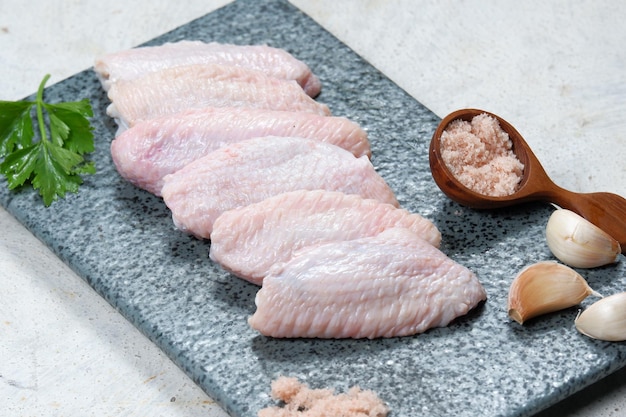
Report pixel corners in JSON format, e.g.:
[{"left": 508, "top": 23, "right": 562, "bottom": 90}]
[{"left": 429, "top": 108, "right": 626, "bottom": 253}]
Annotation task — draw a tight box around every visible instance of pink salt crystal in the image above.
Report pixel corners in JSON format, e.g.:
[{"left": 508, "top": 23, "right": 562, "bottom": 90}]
[
  {"left": 440, "top": 113, "right": 524, "bottom": 197},
  {"left": 258, "top": 376, "right": 389, "bottom": 417}
]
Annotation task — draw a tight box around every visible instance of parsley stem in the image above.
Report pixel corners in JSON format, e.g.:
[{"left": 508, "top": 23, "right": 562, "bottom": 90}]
[{"left": 36, "top": 74, "right": 51, "bottom": 144}]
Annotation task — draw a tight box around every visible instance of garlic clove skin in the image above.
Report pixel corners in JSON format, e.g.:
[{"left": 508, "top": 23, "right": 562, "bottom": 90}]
[
  {"left": 575, "top": 292, "right": 626, "bottom": 342},
  {"left": 545, "top": 209, "right": 621, "bottom": 269},
  {"left": 507, "top": 261, "right": 600, "bottom": 324}
]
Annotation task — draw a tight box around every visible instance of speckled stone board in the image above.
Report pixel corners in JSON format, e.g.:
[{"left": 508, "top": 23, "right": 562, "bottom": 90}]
[{"left": 2, "top": 0, "right": 625, "bottom": 416}]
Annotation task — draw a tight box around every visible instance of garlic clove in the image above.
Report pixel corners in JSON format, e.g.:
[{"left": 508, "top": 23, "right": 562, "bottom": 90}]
[
  {"left": 507, "top": 261, "right": 600, "bottom": 324},
  {"left": 575, "top": 292, "right": 626, "bottom": 342},
  {"left": 545, "top": 208, "right": 621, "bottom": 269}
]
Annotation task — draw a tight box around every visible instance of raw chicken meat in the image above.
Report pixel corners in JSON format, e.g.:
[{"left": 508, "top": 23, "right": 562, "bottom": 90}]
[
  {"left": 94, "top": 40, "right": 321, "bottom": 97},
  {"left": 106, "top": 63, "right": 330, "bottom": 129},
  {"left": 111, "top": 107, "right": 370, "bottom": 195},
  {"left": 161, "top": 137, "right": 398, "bottom": 239},
  {"left": 209, "top": 190, "right": 441, "bottom": 285},
  {"left": 248, "top": 228, "right": 487, "bottom": 339}
]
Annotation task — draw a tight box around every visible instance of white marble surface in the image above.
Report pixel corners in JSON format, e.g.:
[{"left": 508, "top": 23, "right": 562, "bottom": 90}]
[{"left": 1, "top": 1, "right": 624, "bottom": 416}]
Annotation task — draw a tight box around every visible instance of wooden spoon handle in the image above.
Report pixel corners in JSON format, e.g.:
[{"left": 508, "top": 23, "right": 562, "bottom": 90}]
[{"left": 548, "top": 189, "right": 626, "bottom": 253}]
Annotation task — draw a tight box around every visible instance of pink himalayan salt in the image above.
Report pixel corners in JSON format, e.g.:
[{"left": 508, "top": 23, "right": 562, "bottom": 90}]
[
  {"left": 258, "top": 376, "right": 388, "bottom": 417},
  {"left": 440, "top": 113, "right": 524, "bottom": 197}
]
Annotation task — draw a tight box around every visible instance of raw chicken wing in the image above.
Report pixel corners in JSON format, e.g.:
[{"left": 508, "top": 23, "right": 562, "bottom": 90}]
[
  {"left": 94, "top": 40, "right": 321, "bottom": 97},
  {"left": 111, "top": 107, "right": 370, "bottom": 195},
  {"left": 161, "top": 137, "right": 398, "bottom": 239},
  {"left": 106, "top": 64, "right": 330, "bottom": 129},
  {"left": 210, "top": 190, "right": 441, "bottom": 284},
  {"left": 248, "top": 228, "right": 487, "bottom": 339}
]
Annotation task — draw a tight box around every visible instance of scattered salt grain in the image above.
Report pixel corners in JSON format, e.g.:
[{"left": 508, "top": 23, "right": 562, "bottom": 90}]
[
  {"left": 440, "top": 113, "right": 524, "bottom": 197},
  {"left": 258, "top": 376, "right": 388, "bottom": 417}
]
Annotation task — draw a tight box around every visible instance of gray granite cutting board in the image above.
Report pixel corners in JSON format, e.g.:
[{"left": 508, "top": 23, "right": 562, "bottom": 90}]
[{"left": 2, "top": 0, "right": 625, "bottom": 416}]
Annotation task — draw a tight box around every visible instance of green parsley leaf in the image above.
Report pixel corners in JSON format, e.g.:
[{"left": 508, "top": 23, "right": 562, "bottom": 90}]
[
  {"left": 0, "top": 144, "right": 40, "bottom": 188},
  {"left": 0, "top": 100, "right": 35, "bottom": 157},
  {"left": 45, "top": 99, "right": 95, "bottom": 153},
  {"left": 0, "top": 74, "right": 96, "bottom": 206},
  {"left": 32, "top": 141, "right": 84, "bottom": 206}
]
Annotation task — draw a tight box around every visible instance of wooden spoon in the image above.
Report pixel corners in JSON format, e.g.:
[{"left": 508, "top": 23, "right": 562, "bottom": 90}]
[{"left": 429, "top": 108, "right": 626, "bottom": 253}]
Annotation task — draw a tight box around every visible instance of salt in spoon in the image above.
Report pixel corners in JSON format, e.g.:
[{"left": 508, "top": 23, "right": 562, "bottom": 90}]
[{"left": 429, "top": 108, "right": 626, "bottom": 253}]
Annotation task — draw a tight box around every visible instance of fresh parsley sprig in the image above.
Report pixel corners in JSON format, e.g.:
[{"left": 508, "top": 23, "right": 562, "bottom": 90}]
[{"left": 0, "top": 74, "right": 96, "bottom": 206}]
